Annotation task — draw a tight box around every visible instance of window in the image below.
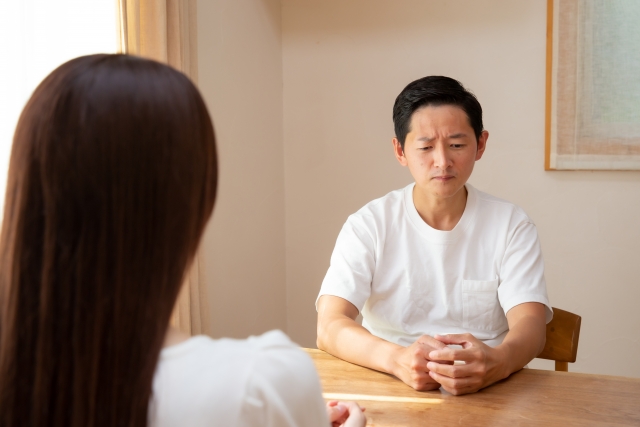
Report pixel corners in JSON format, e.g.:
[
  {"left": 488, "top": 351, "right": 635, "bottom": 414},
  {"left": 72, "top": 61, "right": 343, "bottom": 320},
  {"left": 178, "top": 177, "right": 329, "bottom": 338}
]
[{"left": 0, "top": 0, "right": 118, "bottom": 220}]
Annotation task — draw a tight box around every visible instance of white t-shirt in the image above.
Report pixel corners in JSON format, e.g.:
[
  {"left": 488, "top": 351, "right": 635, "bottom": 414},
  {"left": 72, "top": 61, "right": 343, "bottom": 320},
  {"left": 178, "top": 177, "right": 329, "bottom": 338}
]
[
  {"left": 149, "top": 330, "right": 329, "bottom": 427},
  {"left": 318, "top": 183, "right": 552, "bottom": 348}
]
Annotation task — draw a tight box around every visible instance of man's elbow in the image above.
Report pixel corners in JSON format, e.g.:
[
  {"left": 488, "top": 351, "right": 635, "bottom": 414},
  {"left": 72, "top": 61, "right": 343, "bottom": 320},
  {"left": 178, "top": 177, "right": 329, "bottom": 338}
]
[
  {"left": 316, "top": 313, "right": 341, "bottom": 352},
  {"left": 536, "top": 326, "right": 547, "bottom": 355},
  {"left": 316, "top": 331, "right": 324, "bottom": 351},
  {"left": 316, "top": 317, "right": 329, "bottom": 351}
]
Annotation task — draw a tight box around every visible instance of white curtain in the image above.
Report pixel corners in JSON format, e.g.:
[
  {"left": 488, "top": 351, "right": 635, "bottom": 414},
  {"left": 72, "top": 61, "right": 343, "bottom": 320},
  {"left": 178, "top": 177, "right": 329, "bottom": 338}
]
[{"left": 117, "top": 0, "right": 209, "bottom": 335}]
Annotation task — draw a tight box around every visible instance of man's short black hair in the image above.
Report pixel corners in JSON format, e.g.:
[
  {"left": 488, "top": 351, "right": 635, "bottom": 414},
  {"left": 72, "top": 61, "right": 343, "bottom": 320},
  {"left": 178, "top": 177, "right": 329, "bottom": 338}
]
[{"left": 392, "top": 76, "right": 484, "bottom": 150}]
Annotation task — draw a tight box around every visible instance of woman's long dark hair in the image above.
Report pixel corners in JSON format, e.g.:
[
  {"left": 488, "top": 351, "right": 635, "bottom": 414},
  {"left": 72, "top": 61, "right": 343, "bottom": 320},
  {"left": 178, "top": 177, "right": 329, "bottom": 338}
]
[{"left": 0, "top": 54, "right": 217, "bottom": 427}]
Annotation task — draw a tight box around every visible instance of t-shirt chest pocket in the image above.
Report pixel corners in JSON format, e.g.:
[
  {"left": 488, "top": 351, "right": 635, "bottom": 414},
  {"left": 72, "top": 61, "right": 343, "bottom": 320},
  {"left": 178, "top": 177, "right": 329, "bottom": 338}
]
[{"left": 461, "top": 279, "right": 503, "bottom": 331}]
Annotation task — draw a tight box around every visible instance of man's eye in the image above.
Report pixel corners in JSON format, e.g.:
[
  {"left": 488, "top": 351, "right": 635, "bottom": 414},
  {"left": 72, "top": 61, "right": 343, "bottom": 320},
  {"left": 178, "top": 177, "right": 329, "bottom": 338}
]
[
  {"left": 451, "top": 144, "right": 465, "bottom": 149},
  {"left": 419, "top": 146, "right": 433, "bottom": 151}
]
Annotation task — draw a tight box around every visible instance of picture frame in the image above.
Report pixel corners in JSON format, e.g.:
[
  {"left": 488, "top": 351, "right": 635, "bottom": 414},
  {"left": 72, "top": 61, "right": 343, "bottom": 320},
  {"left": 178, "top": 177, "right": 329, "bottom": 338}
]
[{"left": 545, "top": 0, "right": 640, "bottom": 170}]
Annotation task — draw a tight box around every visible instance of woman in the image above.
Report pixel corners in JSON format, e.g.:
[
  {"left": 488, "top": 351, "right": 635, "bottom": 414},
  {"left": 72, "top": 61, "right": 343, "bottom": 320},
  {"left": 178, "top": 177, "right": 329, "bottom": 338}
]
[{"left": 0, "top": 54, "right": 364, "bottom": 427}]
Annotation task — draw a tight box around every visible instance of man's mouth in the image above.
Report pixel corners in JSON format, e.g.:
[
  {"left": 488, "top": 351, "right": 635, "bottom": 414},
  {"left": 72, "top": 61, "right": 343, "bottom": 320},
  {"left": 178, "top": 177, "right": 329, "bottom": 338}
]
[{"left": 431, "top": 175, "right": 454, "bottom": 181}]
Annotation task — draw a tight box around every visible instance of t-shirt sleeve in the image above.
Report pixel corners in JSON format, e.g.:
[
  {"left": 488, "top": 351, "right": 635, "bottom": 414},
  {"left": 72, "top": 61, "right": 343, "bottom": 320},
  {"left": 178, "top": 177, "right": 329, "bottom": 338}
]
[
  {"left": 497, "top": 221, "right": 553, "bottom": 323},
  {"left": 316, "top": 214, "right": 376, "bottom": 312},
  {"left": 238, "top": 332, "right": 329, "bottom": 427}
]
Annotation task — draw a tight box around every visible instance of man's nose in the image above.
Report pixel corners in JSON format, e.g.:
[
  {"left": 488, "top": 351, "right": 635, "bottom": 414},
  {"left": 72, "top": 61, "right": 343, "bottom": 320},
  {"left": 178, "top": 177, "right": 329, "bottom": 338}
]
[{"left": 433, "top": 145, "right": 452, "bottom": 169}]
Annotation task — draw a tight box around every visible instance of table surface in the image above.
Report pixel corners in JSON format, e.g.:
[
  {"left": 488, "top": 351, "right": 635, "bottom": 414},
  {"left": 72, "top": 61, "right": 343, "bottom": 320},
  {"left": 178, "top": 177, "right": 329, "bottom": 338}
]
[{"left": 304, "top": 348, "right": 640, "bottom": 426}]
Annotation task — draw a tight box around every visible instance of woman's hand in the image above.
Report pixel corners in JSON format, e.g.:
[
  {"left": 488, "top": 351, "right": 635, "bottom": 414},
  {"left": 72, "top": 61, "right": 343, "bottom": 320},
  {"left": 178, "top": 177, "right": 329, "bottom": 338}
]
[{"left": 326, "top": 401, "right": 366, "bottom": 427}]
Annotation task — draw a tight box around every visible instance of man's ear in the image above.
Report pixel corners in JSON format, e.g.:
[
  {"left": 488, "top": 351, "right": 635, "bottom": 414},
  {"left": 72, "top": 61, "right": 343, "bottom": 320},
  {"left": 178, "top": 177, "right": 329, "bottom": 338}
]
[
  {"left": 475, "top": 130, "right": 489, "bottom": 161},
  {"left": 393, "top": 137, "right": 408, "bottom": 166}
]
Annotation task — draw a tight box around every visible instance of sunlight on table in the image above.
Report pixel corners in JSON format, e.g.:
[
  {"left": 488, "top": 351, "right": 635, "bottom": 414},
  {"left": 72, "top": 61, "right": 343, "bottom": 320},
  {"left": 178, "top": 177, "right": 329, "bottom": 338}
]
[{"left": 323, "top": 393, "right": 443, "bottom": 405}]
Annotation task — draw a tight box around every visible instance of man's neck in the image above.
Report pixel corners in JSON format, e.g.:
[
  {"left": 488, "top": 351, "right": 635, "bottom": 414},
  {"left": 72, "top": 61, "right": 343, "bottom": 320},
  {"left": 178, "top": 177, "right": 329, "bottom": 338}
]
[{"left": 412, "top": 185, "right": 468, "bottom": 231}]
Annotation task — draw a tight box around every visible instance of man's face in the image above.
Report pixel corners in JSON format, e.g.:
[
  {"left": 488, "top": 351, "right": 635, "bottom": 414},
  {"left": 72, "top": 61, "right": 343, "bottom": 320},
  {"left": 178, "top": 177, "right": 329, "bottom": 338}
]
[{"left": 393, "top": 104, "right": 488, "bottom": 201}]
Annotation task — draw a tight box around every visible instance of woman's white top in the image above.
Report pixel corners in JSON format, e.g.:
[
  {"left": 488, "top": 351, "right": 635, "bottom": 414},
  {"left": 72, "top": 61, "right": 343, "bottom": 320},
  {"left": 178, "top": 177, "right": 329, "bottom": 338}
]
[{"left": 149, "top": 330, "right": 329, "bottom": 427}]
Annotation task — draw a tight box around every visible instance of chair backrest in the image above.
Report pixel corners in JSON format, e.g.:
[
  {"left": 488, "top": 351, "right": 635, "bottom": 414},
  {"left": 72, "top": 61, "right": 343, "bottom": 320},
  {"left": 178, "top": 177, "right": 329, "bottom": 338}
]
[{"left": 536, "top": 307, "right": 581, "bottom": 371}]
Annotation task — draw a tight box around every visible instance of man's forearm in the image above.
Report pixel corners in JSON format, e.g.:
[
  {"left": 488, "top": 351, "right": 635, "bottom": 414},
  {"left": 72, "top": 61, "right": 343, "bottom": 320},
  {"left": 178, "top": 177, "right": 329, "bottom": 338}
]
[
  {"left": 317, "top": 313, "right": 402, "bottom": 375},
  {"left": 497, "top": 312, "right": 546, "bottom": 377},
  {"left": 317, "top": 295, "right": 446, "bottom": 391}
]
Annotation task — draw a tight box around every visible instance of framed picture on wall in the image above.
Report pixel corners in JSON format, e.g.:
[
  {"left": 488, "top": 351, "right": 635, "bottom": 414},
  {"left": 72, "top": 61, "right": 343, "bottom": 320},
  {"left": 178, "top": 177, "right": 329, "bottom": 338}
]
[{"left": 545, "top": 0, "right": 640, "bottom": 170}]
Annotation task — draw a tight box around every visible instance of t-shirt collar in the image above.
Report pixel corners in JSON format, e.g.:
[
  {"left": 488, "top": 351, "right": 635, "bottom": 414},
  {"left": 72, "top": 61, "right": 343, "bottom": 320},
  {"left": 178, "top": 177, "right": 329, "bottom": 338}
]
[{"left": 403, "top": 182, "right": 477, "bottom": 243}]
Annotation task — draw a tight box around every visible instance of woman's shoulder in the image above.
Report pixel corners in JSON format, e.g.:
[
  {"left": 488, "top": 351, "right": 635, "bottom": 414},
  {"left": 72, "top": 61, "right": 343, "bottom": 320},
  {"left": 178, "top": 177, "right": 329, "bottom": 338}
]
[
  {"left": 243, "top": 329, "right": 299, "bottom": 351},
  {"left": 241, "top": 330, "right": 319, "bottom": 383},
  {"left": 158, "top": 329, "right": 300, "bottom": 364},
  {"left": 163, "top": 329, "right": 320, "bottom": 393},
  {"left": 151, "top": 330, "right": 327, "bottom": 427},
  {"left": 237, "top": 332, "right": 328, "bottom": 427}
]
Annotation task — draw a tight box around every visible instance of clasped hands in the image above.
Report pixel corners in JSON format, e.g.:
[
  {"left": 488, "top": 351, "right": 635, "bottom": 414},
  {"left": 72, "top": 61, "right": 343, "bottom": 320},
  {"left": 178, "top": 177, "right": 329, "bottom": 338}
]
[{"left": 391, "top": 333, "right": 508, "bottom": 395}]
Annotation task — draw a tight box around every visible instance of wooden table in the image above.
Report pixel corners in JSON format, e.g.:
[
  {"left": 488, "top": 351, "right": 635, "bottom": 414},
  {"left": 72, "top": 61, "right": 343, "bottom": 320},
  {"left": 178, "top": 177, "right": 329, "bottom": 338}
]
[{"left": 305, "top": 348, "right": 640, "bottom": 426}]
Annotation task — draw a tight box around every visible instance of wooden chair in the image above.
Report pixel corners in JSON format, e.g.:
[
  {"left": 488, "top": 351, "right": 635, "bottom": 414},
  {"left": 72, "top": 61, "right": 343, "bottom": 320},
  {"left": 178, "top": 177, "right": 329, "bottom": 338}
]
[{"left": 536, "top": 307, "right": 581, "bottom": 371}]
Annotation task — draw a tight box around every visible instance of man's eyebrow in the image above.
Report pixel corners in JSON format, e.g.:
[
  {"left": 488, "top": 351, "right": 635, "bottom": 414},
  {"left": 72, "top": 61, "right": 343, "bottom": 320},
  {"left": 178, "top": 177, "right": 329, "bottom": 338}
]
[
  {"left": 417, "top": 133, "right": 469, "bottom": 142},
  {"left": 417, "top": 136, "right": 434, "bottom": 142}
]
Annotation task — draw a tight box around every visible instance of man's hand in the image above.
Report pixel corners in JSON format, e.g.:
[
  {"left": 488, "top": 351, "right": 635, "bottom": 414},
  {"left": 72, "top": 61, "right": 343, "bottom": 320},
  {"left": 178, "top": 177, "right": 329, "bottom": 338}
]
[
  {"left": 390, "top": 335, "right": 449, "bottom": 391},
  {"left": 426, "top": 333, "right": 508, "bottom": 395},
  {"left": 318, "top": 297, "right": 546, "bottom": 396},
  {"left": 318, "top": 296, "right": 455, "bottom": 391},
  {"left": 425, "top": 303, "right": 547, "bottom": 395}
]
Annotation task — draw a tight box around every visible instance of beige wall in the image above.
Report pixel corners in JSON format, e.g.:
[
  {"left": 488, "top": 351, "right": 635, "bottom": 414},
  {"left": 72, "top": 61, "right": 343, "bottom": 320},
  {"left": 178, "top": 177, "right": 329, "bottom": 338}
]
[
  {"left": 197, "top": 0, "right": 287, "bottom": 338},
  {"left": 196, "top": 0, "right": 640, "bottom": 377},
  {"left": 282, "top": 0, "right": 640, "bottom": 377}
]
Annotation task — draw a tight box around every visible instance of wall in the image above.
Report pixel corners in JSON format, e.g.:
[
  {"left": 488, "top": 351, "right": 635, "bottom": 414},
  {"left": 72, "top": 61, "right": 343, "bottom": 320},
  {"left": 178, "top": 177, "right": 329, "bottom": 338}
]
[
  {"left": 282, "top": 0, "right": 640, "bottom": 377},
  {"left": 197, "top": 0, "right": 287, "bottom": 338},
  {"left": 193, "top": 0, "right": 640, "bottom": 377}
]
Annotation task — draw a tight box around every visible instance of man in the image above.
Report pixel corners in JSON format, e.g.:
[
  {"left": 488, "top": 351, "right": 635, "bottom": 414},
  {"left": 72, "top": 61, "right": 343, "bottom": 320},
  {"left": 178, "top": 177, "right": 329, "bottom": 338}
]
[{"left": 316, "top": 76, "right": 552, "bottom": 396}]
